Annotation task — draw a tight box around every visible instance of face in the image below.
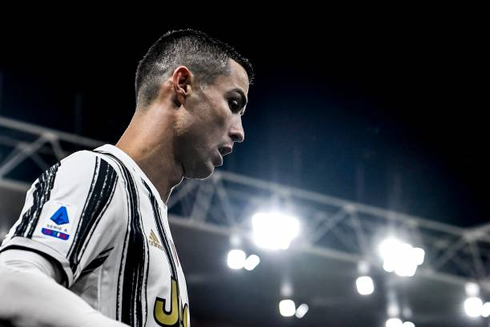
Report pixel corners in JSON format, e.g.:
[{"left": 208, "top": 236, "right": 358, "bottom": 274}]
[{"left": 174, "top": 59, "right": 249, "bottom": 179}]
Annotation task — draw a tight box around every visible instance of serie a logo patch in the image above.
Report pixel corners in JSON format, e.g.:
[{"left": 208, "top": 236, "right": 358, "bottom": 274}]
[
  {"left": 50, "top": 206, "right": 69, "bottom": 225},
  {"left": 41, "top": 228, "right": 70, "bottom": 240},
  {"left": 40, "top": 203, "right": 76, "bottom": 241}
]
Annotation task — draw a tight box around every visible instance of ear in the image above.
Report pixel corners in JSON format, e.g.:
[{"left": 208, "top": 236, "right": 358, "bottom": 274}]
[{"left": 172, "top": 66, "right": 194, "bottom": 107}]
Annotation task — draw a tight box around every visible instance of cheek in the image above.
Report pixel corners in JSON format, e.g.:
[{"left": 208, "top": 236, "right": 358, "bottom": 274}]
[
  {"left": 173, "top": 111, "right": 194, "bottom": 137},
  {"left": 212, "top": 105, "right": 231, "bottom": 130}
]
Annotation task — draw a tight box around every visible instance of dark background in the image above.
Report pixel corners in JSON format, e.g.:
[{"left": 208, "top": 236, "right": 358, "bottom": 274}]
[{"left": 0, "top": 8, "right": 487, "bottom": 228}]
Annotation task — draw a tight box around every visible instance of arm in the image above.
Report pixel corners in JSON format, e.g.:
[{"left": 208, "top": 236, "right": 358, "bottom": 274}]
[
  {"left": 0, "top": 151, "right": 127, "bottom": 326},
  {"left": 0, "top": 251, "right": 128, "bottom": 327}
]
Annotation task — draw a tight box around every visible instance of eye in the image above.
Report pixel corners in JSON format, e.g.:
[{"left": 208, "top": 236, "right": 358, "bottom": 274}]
[{"left": 228, "top": 98, "right": 241, "bottom": 112}]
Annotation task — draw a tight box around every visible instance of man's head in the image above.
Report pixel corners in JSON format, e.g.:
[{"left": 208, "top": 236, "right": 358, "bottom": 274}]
[
  {"left": 134, "top": 29, "right": 254, "bottom": 180},
  {"left": 135, "top": 29, "right": 253, "bottom": 110}
]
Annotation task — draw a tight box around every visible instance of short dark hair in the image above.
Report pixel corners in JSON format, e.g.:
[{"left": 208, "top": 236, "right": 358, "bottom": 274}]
[{"left": 135, "top": 29, "right": 254, "bottom": 109}]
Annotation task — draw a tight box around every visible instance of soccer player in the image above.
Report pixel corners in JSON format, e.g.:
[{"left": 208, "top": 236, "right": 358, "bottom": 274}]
[{"left": 0, "top": 29, "right": 253, "bottom": 327}]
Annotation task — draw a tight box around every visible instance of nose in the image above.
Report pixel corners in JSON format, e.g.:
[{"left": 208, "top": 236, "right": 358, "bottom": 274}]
[{"left": 229, "top": 116, "right": 245, "bottom": 143}]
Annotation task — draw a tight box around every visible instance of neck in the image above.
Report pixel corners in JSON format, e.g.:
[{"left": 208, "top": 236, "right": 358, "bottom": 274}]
[{"left": 115, "top": 108, "right": 184, "bottom": 204}]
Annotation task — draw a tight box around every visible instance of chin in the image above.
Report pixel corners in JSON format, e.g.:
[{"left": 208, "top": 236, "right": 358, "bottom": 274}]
[{"left": 184, "top": 163, "right": 214, "bottom": 180}]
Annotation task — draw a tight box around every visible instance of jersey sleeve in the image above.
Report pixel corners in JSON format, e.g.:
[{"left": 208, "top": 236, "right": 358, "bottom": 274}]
[{"left": 0, "top": 150, "right": 126, "bottom": 287}]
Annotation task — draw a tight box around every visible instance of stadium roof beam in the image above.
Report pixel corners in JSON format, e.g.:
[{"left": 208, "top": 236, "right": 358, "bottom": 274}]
[{"left": 1, "top": 115, "right": 490, "bottom": 289}]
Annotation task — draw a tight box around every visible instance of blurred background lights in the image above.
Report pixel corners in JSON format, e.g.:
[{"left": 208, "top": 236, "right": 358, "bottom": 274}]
[
  {"left": 279, "top": 299, "right": 296, "bottom": 317},
  {"left": 227, "top": 250, "right": 261, "bottom": 271},
  {"left": 295, "top": 303, "right": 309, "bottom": 319},
  {"left": 402, "top": 322, "right": 415, "bottom": 327},
  {"left": 412, "top": 247, "right": 425, "bottom": 266},
  {"left": 379, "top": 238, "right": 425, "bottom": 277},
  {"left": 386, "top": 318, "right": 402, "bottom": 327},
  {"left": 356, "top": 276, "right": 374, "bottom": 295},
  {"left": 464, "top": 297, "right": 483, "bottom": 318},
  {"left": 358, "top": 260, "right": 370, "bottom": 274},
  {"left": 388, "top": 304, "right": 400, "bottom": 317},
  {"left": 227, "top": 249, "right": 246, "bottom": 270},
  {"left": 465, "top": 282, "right": 480, "bottom": 297},
  {"left": 281, "top": 283, "right": 293, "bottom": 297},
  {"left": 252, "top": 212, "right": 300, "bottom": 250},
  {"left": 230, "top": 234, "right": 242, "bottom": 247},
  {"left": 244, "top": 254, "right": 261, "bottom": 271},
  {"left": 481, "top": 302, "right": 490, "bottom": 318},
  {"left": 402, "top": 307, "right": 412, "bottom": 318}
]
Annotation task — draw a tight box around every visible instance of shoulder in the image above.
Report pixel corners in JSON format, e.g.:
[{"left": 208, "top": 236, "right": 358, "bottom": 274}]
[
  {"left": 60, "top": 150, "right": 120, "bottom": 173},
  {"left": 54, "top": 150, "right": 128, "bottom": 185},
  {"left": 46, "top": 150, "right": 125, "bottom": 205},
  {"left": 56, "top": 150, "right": 129, "bottom": 227}
]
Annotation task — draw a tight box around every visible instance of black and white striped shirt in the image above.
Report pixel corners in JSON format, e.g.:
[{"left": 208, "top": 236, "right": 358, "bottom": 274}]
[{"left": 1, "top": 144, "right": 190, "bottom": 327}]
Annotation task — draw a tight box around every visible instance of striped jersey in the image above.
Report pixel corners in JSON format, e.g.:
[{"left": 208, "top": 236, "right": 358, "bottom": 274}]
[{"left": 0, "top": 144, "right": 190, "bottom": 327}]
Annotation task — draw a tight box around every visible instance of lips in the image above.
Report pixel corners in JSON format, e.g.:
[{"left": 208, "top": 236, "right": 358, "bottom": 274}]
[
  {"left": 214, "top": 149, "right": 224, "bottom": 166},
  {"left": 215, "top": 146, "right": 233, "bottom": 167},
  {"left": 218, "top": 146, "right": 233, "bottom": 157}
]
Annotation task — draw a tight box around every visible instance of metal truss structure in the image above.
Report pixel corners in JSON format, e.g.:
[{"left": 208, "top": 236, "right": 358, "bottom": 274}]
[{"left": 1, "top": 115, "right": 490, "bottom": 291}]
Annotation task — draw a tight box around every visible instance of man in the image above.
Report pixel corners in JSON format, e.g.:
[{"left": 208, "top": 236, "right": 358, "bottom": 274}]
[{"left": 0, "top": 29, "right": 253, "bottom": 327}]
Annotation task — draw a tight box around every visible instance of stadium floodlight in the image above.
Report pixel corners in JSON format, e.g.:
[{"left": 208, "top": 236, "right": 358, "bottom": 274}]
[
  {"left": 379, "top": 238, "right": 425, "bottom": 277},
  {"left": 252, "top": 212, "right": 300, "bottom": 250},
  {"left": 356, "top": 276, "right": 375, "bottom": 295},
  {"left": 464, "top": 297, "right": 483, "bottom": 318},
  {"left": 402, "top": 322, "right": 415, "bottom": 327},
  {"left": 295, "top": 303, "right": 309, "bottom": 319},
  {"left": 227, "top": 249, "right": 246, "bottom": 270},
  {"left": 279, "top": 299, "right": 296, "bottom": 317},
  {"left": 386, "top": 318, "right": 403, "bottom": 327},
  {"left": 244, "top": 254, "right": 261, "bottom": 271}
]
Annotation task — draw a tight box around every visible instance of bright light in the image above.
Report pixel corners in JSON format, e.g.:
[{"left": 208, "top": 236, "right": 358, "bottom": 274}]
[
  {"left": 295, "top": 303, "right": 309, "bottom": 318},
  {"left": 394, "top": 257, "right": 418, "bottom": 277},
  {"left": 465, "top": 282, "right": 480, "bottom": 297},
  {"left": 383, "top": 261, "right": 395, "bottom": 273},
  {"left": 379, "top": 238, "right": 401, "bottom": 259},
  {"left": 464, "top": 297, "right": 483, "bottom": 318},
  {"left": 393, "top": 243, "right": 418, "bottom": 277},
  {"left": 481, "top": 302, "right": 490, "bottom": 318},
  {"left": 356, "top": 276, "right": 374, "bottom": 295},
  {"left": 279, "top": 299, "right": 296, "bottom": 317},
  {"left": 281, "top": 283, "right": 293, "bottom": 297},
  {"left": 387, "top": 304, "right": 400, "bottom": 317},
  {"left": 244, "top": 254, "right": 261, "bottom": 271},
  {"left": 386, "top": 318, "right": 403, "bottom": 327},
  {"left": 227, "top": 249, "right": 246, "bottom": 270},
  {"left": 412, "top": 247, "right": 425, "bottom": 265},
  {"left": 252, "top": 212, "right": 300, "bottom": 250},
  {"left": 402, "top": 322, "right": 415, "bottom": 327},
  {"left": 379, "top": 238, "right": 424, "bottom": 277}
]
